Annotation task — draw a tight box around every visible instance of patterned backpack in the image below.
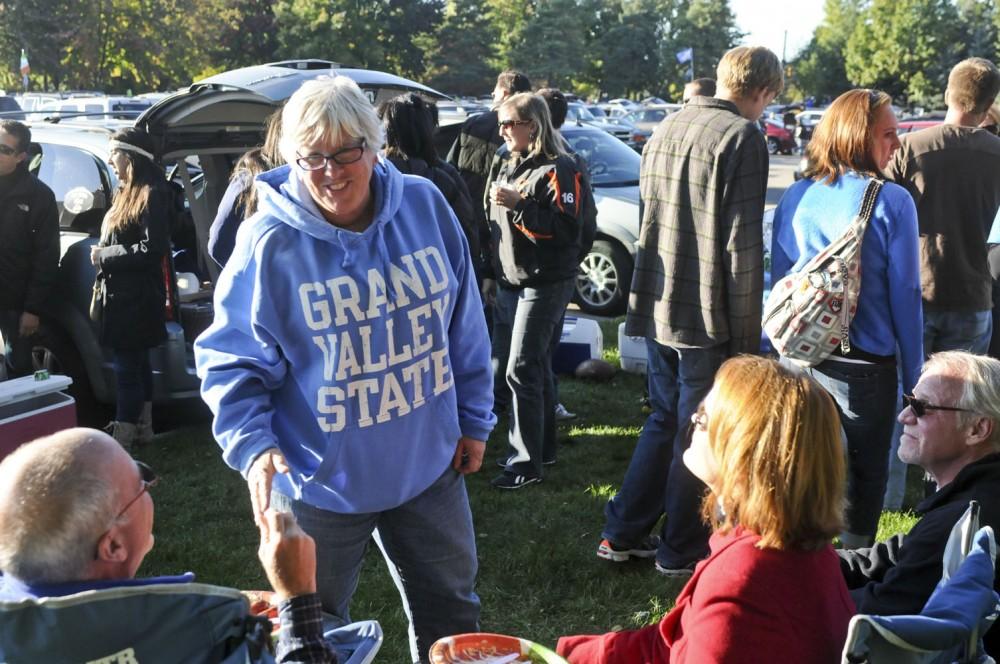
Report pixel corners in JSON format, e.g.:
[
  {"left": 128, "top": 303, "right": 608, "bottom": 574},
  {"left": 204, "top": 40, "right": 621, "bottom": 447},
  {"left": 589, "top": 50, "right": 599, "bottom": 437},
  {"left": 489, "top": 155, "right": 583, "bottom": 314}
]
[{"left": 763, "top": 178, "right": 883, "bottom": 367}]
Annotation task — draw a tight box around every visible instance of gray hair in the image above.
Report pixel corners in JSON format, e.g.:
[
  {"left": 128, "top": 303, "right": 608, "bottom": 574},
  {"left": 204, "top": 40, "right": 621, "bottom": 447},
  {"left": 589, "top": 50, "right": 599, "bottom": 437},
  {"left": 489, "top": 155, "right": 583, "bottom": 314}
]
[
  {"left": 499, "top": 93, "right": 567, "bottom": 161},
  {"left": 0, "top": 430, "right": 120, "bottom": 583},
  {"left": 279, "top": 76, "right": 385, "bottom": 166},
  {"left": 924, "top": 351, "right": 1000, "bottom": 449}
]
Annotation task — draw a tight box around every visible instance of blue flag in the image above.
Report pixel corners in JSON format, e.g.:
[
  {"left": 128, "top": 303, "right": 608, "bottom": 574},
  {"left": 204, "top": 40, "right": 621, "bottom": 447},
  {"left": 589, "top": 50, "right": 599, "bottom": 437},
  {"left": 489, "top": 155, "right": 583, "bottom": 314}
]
[{"left": 676, "top": 47, "right": 693, "bottom": 64}]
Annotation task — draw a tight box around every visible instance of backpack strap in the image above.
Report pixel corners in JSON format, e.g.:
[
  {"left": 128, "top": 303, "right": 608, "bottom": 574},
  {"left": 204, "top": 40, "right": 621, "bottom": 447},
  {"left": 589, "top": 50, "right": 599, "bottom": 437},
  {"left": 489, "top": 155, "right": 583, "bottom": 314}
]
[{"left": 852, "top": 178, "right": 884, "bottom": 235}]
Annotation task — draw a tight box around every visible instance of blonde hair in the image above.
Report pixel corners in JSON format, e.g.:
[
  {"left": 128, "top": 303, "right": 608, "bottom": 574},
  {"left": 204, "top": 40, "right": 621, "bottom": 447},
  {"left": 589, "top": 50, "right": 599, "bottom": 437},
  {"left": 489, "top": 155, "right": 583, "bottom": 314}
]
[
  {"left": 806, "top": 89, "right": 892, "bottom": 184},
  {"left": 498, "top": 92, "right": 566, "bottom": 160},
  {"left": 279, "top": 76, "right": 384, "bottom": 166},
  {"left": 702, "top": 356, "right": 845, "bottom": 550},
  {"left": 716, "top": 46, "right": 783, "bottom": 99}
]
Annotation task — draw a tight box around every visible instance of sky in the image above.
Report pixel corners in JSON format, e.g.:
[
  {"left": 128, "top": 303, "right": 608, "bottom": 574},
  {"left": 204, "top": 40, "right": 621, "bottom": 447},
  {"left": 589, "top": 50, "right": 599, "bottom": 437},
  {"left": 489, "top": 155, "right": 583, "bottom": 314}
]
[{"left": 729, "top": 0, "right": 828, "bottom": 62}]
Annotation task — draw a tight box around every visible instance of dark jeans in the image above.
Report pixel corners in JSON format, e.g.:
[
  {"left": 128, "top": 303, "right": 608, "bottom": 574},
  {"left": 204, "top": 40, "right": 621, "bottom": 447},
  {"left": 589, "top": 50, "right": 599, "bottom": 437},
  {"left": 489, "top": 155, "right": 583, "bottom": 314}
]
[
  {"left": 799, "top": 358, "right": 897, "bottom": 543},
  {"left": 113, "top": 347, "right": 153, "bottom": 423},
  {"left": 492, "top": 279, "right": 575, "bottom": 477},
  {"left": 272, "top": 468, "right": 480, "bottom": 664},
  {"left": 0, "top": 310, "right": 33, "bottom": 377},
  {"left": 603, "top": 340, "right": 725, "bottom": 568}
]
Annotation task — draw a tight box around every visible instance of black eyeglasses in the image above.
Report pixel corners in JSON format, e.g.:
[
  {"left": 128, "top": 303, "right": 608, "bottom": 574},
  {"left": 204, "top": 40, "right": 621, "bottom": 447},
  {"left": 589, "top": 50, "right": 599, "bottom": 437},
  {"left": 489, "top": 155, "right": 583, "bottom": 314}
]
[
  {"left": 498, "top": 119, "right": 532, "bottom": 129},
  {"left": 0, "top": 144, "right": 17, "bottom": 156},
  {"left": 295, "top": 140, "right": 366, "bottom": 171},
  {"left": 902, "top": 394, "right": 972, "bottom": 418},
  {"left": 115, "top": 461, "right": 159, "bottom": 520}
]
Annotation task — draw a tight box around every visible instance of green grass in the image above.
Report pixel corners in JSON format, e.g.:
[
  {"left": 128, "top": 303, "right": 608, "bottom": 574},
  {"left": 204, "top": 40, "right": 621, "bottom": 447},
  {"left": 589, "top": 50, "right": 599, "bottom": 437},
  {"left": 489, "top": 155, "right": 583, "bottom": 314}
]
[{"left": 136, "top": 318, "right": 919, "bottom": 661}]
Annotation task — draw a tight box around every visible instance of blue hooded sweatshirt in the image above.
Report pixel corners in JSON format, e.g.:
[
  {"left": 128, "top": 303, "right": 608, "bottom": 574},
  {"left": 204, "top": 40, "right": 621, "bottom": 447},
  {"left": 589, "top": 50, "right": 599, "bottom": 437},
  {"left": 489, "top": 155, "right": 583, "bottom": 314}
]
[{"left": 195, "top": 158, "right": 496, "bottom": 513}]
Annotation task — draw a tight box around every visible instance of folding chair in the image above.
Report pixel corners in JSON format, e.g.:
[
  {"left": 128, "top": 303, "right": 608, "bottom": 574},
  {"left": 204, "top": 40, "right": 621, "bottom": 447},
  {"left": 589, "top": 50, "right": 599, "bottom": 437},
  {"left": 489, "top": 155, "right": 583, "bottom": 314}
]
[
  {"left": 841, "top": 511, "right": 999, "bottom": 664},
  {"left": 0, "top": 580, "right": 382, "bottom": 664}
]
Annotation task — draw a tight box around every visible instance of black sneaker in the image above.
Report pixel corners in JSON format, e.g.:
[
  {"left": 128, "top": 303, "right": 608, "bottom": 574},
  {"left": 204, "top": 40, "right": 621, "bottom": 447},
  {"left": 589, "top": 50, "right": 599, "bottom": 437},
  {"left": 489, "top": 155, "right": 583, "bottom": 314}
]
[
  {"left": 491, "top": 472, "right": 541, "bottom": 490},
  {"left": 596, "top": 535, "right": 661, "bottom": 562}
]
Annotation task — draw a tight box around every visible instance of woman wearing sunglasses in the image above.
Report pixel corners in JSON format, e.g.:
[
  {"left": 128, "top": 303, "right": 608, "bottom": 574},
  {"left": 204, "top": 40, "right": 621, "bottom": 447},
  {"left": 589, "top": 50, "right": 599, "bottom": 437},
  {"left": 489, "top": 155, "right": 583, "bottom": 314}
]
[
  {"left": 195, "top": 76, "right": 494, "bottom": 662},
  {"left": 770, "top": 89, "right": 923, "bottom": 548},
  {"left": 91, "top": 127, "right": 172, "bottom": 450},
  {"left": 483, "top": 92, "right": 588, "bottom": 489},
  {"left": 558, "top": 356, "right": 854, "bottom": 663}
]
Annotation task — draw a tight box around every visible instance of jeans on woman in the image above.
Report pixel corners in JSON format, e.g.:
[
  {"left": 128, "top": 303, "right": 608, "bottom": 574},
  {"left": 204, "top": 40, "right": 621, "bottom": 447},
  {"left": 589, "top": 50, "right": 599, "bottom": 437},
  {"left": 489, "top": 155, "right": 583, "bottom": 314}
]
[
  {"left": 796, "top": 357, "right": 897, "bottom": 545},
  {"left": 272, "top": 467, "right": 480, "bottom": 664},
  {"left": 113, "top": 347, "right": 152, "bottom": 423},
  {"left": 491, "top": 278, "right": 575, "bottom": 477}
]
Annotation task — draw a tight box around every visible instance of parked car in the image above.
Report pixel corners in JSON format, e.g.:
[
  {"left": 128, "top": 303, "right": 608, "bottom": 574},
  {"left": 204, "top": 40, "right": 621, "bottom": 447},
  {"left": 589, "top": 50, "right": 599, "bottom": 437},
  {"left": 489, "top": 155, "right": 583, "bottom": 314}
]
[
  {"left": 623, "top": 104, "right": 683, "bottom": 133},
  {"left": 760, "top": 119, "right": 795, "bottom": 155},
  {"left": 23, "top": 59, "right": 448, "bottom": 421},
  {"left": 795, "top": 109, "right": 826, "bottom": 128},
  {"left": 561, "top": 124, "right": 641, "bottom": 316},
  {"left": 897, "top": 118, "right": 943, "bottom": 134},
  {"left": 0, "top": 95, "right": 24, "bottom": 119},
  {"left": 565, "top": 102, "right": 638, "bottom": 147}
]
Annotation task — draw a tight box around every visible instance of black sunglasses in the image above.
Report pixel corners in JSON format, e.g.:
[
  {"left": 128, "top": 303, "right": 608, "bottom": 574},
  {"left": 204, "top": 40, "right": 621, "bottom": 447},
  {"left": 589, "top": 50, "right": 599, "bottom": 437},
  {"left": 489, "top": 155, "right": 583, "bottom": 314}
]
[
  {"left": 498, "top": 119, "right": 532, "bottom": 129},
  {"left": 115, "top": 460, "right": 159, "bottom": 520},
  {"left": 0, "top": 144, "right": 18, "bottom": 156},
  {"left": 295, "top": 139, "right": 366, "bottom": 171},
  {"left": 902, "top": 394, "right": 972, "bottom": 418}
]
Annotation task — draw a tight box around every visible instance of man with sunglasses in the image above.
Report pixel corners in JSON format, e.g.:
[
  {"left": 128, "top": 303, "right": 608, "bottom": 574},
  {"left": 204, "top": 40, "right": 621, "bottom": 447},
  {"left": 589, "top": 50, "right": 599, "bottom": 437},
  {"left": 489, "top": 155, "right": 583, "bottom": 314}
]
[
  {"left": 0, "top": 427, "right": 346, "bottom": 662},
  {"left": 839, "top": 351, "right": 1000, "bottom": 656},
  {"left": 0, "top": 119, "right": 59, "bottom": 377}
]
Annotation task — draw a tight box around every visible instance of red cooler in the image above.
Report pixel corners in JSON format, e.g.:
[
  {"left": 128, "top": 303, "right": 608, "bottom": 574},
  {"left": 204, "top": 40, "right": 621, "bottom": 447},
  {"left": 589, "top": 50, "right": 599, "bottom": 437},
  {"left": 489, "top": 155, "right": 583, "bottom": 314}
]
[{"left": 0, "top": 374, "right": 76, "bottom": 463}]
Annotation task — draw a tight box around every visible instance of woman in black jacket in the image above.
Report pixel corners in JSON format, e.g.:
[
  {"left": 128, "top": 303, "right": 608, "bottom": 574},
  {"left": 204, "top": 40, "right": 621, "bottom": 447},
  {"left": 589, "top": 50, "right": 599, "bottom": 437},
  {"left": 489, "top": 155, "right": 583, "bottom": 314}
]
[
  {"left": 484, "top": 92, "right": 586, "bottom": 490},
  {"left": 91, "top": 127, "right": 171, "bottom": 449},
  {"left": 377, "top": 93, "right": 482, "bottom": 276}
]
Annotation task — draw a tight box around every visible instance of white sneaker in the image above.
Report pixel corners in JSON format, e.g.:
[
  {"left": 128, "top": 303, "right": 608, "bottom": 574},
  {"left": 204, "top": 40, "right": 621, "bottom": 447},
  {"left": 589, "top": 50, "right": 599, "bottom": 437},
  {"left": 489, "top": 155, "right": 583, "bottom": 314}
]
[{"left": 555, "top": 403, "right": 577, "bottom": 421}]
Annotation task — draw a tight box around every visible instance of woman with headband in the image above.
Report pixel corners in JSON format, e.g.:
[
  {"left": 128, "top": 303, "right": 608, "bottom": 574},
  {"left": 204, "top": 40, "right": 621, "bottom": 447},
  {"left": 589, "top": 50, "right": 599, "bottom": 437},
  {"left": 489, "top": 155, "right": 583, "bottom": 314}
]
[{"left": 91, "top": 127, "right": 172, "bottom": 449}]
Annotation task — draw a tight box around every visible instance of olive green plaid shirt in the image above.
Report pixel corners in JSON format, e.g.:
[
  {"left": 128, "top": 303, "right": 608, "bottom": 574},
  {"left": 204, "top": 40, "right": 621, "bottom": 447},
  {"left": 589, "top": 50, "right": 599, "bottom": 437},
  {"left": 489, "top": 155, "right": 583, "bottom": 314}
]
[{"left": 625, "top": 97, "right": 768, "bottom": 354}]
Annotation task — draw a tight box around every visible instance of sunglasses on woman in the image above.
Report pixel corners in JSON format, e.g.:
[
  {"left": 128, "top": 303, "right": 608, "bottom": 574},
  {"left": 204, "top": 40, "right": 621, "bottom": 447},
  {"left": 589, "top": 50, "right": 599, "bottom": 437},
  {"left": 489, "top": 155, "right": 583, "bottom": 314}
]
[
  {"left": 902, "top": 394, "right": 972, "bottom": 418},
  {"left": 498, "top": 119, "right": 532, "bottom": 129}
]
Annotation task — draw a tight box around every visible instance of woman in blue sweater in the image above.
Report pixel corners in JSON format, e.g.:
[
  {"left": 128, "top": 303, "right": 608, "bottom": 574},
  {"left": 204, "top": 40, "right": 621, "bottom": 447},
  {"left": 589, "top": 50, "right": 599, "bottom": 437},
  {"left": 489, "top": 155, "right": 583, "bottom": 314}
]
[
  {"left": 195, "top": 77, "right": 495, "bottom": 662},
  {"left": 770, "top": 89, "right": 922, "bottom": 548}
]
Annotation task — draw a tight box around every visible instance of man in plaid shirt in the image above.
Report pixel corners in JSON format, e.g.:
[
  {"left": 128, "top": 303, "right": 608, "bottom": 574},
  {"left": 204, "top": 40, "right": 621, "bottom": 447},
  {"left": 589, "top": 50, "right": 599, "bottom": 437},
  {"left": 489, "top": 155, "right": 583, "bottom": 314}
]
[{"left": 598, "top": 46, "right": 783, "bottom": 575}]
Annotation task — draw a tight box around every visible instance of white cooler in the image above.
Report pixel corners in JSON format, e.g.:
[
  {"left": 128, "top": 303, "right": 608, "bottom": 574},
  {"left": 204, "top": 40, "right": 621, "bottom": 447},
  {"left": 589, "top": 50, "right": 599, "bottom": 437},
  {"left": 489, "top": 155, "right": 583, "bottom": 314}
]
[
  {"left": 553, "top": 316, "right": 603, "bottom": 374},
  {"left": 618, "top": 322, "right": 648, "bottom": 374},
  {"left": 0, "top": 374, "right": 76, "bottom": 463}
]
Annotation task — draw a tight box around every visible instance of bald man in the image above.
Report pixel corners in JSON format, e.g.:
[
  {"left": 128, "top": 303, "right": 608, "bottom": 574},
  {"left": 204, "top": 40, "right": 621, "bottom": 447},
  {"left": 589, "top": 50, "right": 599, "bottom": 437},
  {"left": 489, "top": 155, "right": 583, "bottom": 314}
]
[{"left": 0, "top": 428, "right": 336, "bottom": 663}]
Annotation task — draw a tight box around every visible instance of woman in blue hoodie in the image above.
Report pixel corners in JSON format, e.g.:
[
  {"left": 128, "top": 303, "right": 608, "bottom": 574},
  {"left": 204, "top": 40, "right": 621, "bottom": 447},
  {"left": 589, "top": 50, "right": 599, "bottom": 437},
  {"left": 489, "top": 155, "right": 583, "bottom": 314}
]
[
  {"left": 770, "top": 89, "right": 922, "bottom": 548},
  {"left": 194, "top": 77, "right": 496, "bottom": 663}
]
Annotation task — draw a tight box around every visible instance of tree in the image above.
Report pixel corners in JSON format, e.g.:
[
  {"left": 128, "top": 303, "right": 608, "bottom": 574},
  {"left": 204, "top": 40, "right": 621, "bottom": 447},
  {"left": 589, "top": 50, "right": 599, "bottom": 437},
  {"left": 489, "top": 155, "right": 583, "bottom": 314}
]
[
  {"left": 956, "top": 0, "right": 997, "bottom": 64},
  {"left": 588, "top": 0, "right": 665, "bottom": 98},
  {"left": 507, "top": 0, "right": 588, "bottom": 88},
  {"left": 664, "top": 0, "right": 743, "bottom": 98},
  {"left": 845, "top": 0, "right": 961, "bottom": 105},
  {"left": 793, "top": 0, "right": 862, "bottom": 102},
  {"left": 423, "top": 0, "right": 498, "bottom": 96}
]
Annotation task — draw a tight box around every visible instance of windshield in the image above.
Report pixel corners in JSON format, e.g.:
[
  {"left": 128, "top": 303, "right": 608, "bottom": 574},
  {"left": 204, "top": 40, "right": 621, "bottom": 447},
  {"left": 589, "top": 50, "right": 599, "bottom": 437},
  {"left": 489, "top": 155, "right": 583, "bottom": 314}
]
[
  {"left": 563, "top": 128, "right": 639, "bottom": 187},
  {"left": 567, "top": 104, "right": 596, "bottom": 122}
]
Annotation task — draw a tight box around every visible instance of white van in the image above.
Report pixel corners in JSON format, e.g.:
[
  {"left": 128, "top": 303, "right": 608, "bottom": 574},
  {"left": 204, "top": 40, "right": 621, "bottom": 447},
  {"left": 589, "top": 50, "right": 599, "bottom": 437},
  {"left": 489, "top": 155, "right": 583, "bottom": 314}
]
[{"left": 36, "top": 96, "right": 152, "bottom": 122}]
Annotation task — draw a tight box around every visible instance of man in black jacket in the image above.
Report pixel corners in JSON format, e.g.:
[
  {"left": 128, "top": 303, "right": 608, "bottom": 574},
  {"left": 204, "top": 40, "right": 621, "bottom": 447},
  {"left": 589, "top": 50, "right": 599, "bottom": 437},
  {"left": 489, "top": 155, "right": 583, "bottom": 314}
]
[
  {"left": 0, "top": 120, "right": 59, "bottom": 376},
  {"left": 839, "top": 350, "right": 1000, "bottom": 655}
]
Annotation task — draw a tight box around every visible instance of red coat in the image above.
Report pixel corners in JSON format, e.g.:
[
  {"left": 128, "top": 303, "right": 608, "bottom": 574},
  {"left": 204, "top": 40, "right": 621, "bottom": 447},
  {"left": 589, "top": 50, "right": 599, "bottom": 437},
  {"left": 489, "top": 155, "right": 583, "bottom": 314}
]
[{"left": 557, "top": 528, "right": 855, "bottom": 664}]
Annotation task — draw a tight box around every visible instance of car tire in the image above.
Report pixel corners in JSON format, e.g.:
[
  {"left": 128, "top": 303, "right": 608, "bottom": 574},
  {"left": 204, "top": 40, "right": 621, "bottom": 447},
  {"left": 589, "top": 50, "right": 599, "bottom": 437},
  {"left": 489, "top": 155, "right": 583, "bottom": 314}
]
[
  {"left": 766, "top": 137, "right": 779, "bottom": 155},
  {"left": 575, "top": 239, "right": 633, "bottom": 317},
  {"left": 31, "top": 324, "right": 107, "bottom": 426}
]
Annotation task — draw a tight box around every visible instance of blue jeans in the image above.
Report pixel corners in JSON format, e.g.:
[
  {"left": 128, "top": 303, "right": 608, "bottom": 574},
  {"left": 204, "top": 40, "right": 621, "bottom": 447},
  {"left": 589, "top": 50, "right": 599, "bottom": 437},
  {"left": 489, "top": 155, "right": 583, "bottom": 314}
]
[
  {"left": 923, "top": 309, "right": 992, "bottom": 356},
  {"left": 273, "top": 467, "right": 479, "bottom": 664},
  {"left": 112, "top": 347, "right": 152, "bottom": 423},
  {"left": 492, "top": 279, "right": 575, "bottom": 477},
  {"left": 885, "top": 308, "right": 992, "bottom": 509},
  {"left": 799, "top": 358, "right": 897, "bottom": 543},
  {"left": 603, "top": 340, "right": 724, "bottom": 568}
]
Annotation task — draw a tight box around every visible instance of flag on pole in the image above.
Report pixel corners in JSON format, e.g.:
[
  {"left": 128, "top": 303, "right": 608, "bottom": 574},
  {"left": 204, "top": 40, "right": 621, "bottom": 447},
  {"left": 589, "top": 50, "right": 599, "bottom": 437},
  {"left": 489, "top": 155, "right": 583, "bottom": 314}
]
[
  {"left": 676, "top": 47, "right": 693, "bottom": 64},
  {"left": 19, "top": 49, "right": 30, "bottom": 76}
]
